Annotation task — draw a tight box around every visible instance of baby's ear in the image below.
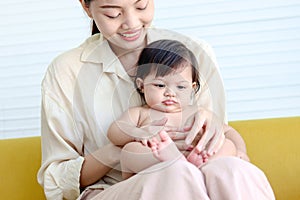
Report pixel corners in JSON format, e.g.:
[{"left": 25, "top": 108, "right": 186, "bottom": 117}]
[
  {"left": 192, "top": 82, "right": 200, "bottom": 92},
  {"left": 136, "top": 78, "right": 144, "bottom": 92},
  {"left": 192, "top": 82, "right": 197, "bottom": 90}
]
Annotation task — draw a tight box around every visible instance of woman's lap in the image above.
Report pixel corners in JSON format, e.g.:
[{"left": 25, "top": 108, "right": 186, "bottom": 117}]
[
  {"left": 201, "top": 156, "right": 275, "bottom": 200},
  {"left": 88, "top": 159, "right": 209, "bottom": 200},
  {"left": 83, "top": 157, "right": 274, "bottom": 200}
]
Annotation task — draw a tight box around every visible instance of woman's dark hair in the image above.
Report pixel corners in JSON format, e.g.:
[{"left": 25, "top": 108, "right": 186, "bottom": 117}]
[
  {"left": 91, "top": 21, "right": 100, "bottom": 35},
  {"left": 83, "top": 0, "right": 100, "bottom": 35},
  {"left": 135, "top": 39, "right": 200, "bottom": 98}
]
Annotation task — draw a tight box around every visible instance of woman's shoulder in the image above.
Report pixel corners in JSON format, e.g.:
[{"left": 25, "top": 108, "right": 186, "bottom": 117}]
[
  {"left": 42, "top": 34, "right": 103, "bottom": 92},
  {"left": 51, "top": 34, "right": 101, "bottom": 67},
  {"left": 45, "top": 34, "right": 106, "bottom": 79}
]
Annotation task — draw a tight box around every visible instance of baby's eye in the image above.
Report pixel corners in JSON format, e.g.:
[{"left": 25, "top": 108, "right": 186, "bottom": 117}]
[
  {"left": 177, "top": 85, "right": 186, "bottom": 90},
  {"left": 154, "top": 84, "right": 165, "bottom": 88}
]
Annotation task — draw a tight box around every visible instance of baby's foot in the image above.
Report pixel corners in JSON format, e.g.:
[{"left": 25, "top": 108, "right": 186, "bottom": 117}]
[
  {"left": 187, "top": 150, "right": 209, "bottom": 168},
  {"left": 150, "top": 131, "right": 185, "bottom": 162}
]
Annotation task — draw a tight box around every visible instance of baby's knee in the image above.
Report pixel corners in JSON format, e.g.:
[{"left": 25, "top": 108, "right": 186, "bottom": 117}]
[
  {"left": 120, "top": 142, "right": 152, "bottom": 166},
  {"left": 122, "top": 141, "right": 146, "bottom": 154},
  {"left": 120, "top": 142, "right": 158, "bottom": 175}
]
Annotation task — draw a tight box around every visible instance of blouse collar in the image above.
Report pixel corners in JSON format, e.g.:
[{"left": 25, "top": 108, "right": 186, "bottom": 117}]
[{"left": 79, "top": 28, "right": 161, "bottom": 81}]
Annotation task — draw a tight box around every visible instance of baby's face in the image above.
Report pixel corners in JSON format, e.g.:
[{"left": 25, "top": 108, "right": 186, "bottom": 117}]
[{"left": 142, "top": 64, "right": 196, "bottom": 113}]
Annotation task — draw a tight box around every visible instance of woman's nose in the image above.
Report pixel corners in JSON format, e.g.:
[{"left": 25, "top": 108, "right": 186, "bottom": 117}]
[{"left": 121, "top": 10, "right": 140, "bottom": 30}]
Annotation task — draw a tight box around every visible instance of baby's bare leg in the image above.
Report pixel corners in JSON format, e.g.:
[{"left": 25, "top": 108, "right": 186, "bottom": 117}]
[{"left": 120, "top": 142, "right": 159, "bottom": 179}]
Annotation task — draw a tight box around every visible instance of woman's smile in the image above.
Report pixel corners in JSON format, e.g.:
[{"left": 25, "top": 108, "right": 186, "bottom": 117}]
[{"left": 119, "top": 29, "right": 142, "bottom": 41}]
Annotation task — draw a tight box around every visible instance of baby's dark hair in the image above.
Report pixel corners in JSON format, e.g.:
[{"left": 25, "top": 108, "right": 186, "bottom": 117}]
[{"left": 135, "top": 39, "right": 200, "bottom": 98}]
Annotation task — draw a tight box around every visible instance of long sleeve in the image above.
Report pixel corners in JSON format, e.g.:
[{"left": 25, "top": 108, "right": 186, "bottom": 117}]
[
  {"left": 42, "top": 158, "right": 84, "bottom": 200},
  {"left": 38, "top": 90, "right": 84, "bottom": 200}
]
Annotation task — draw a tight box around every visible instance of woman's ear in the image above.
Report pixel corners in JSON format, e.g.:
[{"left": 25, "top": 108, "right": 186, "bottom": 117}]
[
  {"left": 136, "top": 78, "right": 144, "bottom": 93},
  {"left": 80, "top": 0, "right": 93, "bottom": 18}
]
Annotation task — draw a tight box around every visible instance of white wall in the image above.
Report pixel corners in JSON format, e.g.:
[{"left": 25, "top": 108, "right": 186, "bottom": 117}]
[
  {"left": 154, "top": 0, "right": 300, "bottom": 120},
  {"left": 0, "top": 0, "right": 299, "bottom": 138}
]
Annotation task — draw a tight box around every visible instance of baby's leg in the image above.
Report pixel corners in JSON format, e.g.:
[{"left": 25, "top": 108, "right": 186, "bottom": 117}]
[
  {"left": 150, "top": 131, "right": 185, "bottom": 162},
  {"left": 120, "top": 142, "right": 159, "bottom": 179}
]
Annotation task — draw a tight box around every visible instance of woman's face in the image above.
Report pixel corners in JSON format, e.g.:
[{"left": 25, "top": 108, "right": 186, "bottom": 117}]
[{"left": 83, "top": 0, "right": 154, "bottom": 53}]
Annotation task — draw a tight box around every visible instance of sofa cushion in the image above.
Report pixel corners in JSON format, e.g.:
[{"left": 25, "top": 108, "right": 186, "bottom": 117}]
[{"left": 230, "top": 117, "right": 300, "bottom": 200}]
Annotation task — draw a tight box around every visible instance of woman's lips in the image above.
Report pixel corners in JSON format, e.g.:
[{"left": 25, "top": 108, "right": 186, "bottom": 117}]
[{"left": 119, "top": 29, "right": 142, "bottom": 41}]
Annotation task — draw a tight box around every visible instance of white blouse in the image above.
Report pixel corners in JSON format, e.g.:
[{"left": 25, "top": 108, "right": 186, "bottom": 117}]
[{"left": 37, "top": 28, "right": 226, "bottom": 199}]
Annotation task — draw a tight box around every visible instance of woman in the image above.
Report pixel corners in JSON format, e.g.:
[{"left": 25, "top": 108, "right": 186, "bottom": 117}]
[{"left": 37, "top": 0, "right": 275, "bottom": 199}]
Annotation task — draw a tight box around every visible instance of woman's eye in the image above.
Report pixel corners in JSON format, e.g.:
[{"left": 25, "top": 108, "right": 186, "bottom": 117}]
[
  {"left": 137, "top": 5, "right": 147, "bottom": 10},
  {"left": 106, "top": 13, "right": 121, "bottom": 19},
  {"left": 154, "top": 84, "right": 165, "bottom": 88},
  {"left": 137, "top": 1, "right": 148, "bottom": 10}
]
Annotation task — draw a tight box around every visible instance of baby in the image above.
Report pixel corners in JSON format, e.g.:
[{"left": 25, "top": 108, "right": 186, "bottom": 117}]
[{"left": 108, "top": 39, "right": 237, "bottom": 179}]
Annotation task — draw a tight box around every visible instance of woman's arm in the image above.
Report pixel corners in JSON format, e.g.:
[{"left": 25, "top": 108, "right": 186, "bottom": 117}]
[
  {"left": 80, "top": 144, "right": 121, "bottom": 187},
  {"left": 223, "top": 124, "right": 250, "bottom": 161},
  {"left": 38, "top": 92, "right": 120, "bottom": 199}
]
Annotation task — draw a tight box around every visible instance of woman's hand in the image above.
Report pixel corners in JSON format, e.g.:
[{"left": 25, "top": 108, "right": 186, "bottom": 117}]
[
  {"left": 164, "top": 127, "right": 190, "bottom": 153},
  {"left": 184, "top": 107, "right": 225, "bottom": 156}
]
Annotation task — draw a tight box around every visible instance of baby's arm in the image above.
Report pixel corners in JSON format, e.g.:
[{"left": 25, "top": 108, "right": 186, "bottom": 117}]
[
  {"left": 107, "top": 107, "right": 142, "bottom": 146},
  {"left": 107, "top": 107, "right": 166, "bottom": 146}
]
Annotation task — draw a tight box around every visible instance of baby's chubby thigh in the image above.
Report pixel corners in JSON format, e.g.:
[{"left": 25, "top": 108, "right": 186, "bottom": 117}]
[{"left": 121, "top": 142, "right": 160, "bottom": 174}]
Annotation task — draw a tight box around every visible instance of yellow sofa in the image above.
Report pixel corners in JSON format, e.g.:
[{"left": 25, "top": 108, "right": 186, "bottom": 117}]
[{"left": 0, "top": 117, "right": 299, "bottom": 200}]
